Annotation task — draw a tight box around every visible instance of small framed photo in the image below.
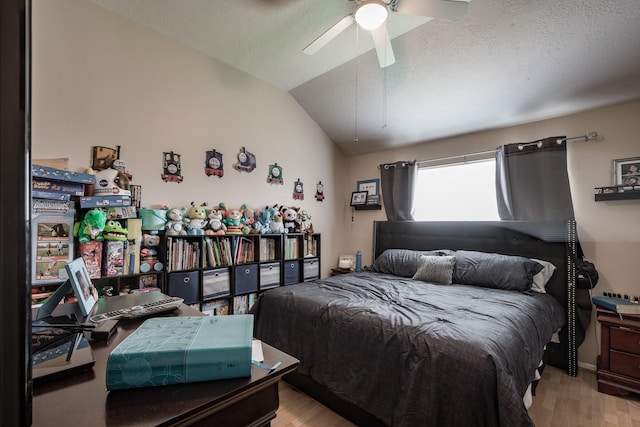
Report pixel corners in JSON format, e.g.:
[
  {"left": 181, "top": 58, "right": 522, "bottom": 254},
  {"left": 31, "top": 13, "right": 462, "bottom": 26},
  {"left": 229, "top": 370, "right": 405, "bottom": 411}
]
[
  {"left": 65, "top": 258, "right": 98, "bottom": 316},
  {"left": 357, "top": 179, "right": 380, "bottom": 196},
  {"left": 613, "top": 157, "right": 640, "bottom": 186},
  {"left": 366, "top": 194, "right": 380, "bottom": 205},
  {"left": 350, "top": 191, "right": 368, "bottom": 206}
]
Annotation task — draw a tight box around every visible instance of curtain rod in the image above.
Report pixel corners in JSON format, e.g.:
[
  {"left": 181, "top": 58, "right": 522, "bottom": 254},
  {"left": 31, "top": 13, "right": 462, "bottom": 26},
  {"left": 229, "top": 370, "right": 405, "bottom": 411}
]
[
  {"left": 517, "top": 131, "right": 598, "bottom": 151},
  {"left": 416, "top": 131, "right": 599, "bottom": 166}
]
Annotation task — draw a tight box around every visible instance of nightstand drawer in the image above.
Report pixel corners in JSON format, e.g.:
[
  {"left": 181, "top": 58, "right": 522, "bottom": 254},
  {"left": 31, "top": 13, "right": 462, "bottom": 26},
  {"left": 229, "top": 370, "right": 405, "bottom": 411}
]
[
  {"left": 610, "top": 350, "right": 640, "bottom": 379},
  {"left": 611, "top": 327, "right": 640, "bottom": 355}
]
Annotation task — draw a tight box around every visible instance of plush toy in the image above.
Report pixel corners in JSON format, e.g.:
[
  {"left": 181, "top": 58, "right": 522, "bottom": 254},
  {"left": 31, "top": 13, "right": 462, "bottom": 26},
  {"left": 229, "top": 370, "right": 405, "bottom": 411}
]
[
  {"left": 185, "top": 201, "right": 208, "bottom": 235},
  {"left": 205, "top": 208, "right": 227, "bottom": 235},
  {"left": 165, "top": 207, "right": 187, "bottom": 236},
  {"left": 219, "top": 202, "right": 250, "bottom": 235},
  {"left": 102, "top": 219, "right": 128, "bottom": 241},
  {"left": 280, "top": 205, "right": 299, "bottom": 234},
  {"left": 254, "top": 207, "right": 272, "bottom": 234},
  {"left": 268, "top": 206, "right": 285, "bottom": 233},
  {"left": 74, "top": 209, "right": 107, "bottom": 243},
  {"left": 298, "top": 209, "right": 314, "bottom": 234},
  {"left": 140, "top": 233, "right": 164, "bottom": 272},
  {"left": 242, "top": 207, "right": 259, "bottom": 234}
]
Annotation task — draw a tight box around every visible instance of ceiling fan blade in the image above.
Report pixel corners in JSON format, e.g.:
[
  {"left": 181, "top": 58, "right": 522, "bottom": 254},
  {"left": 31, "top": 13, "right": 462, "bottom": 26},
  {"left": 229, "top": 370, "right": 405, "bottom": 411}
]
[
  {"left": 370, "top": 24, "right": 395, "bottom": 68},
  {"left": 303, "top": 14, "right": 355, "bottom": 55},
  {"left": 395, "top": 0, "right": 469, "bottom": 21}
]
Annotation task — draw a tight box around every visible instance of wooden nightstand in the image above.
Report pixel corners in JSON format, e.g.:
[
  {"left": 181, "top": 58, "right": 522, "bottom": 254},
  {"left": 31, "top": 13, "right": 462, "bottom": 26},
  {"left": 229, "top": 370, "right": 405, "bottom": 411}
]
[{"left": 596, "top": 307, "right": 640, "bottom": 396}]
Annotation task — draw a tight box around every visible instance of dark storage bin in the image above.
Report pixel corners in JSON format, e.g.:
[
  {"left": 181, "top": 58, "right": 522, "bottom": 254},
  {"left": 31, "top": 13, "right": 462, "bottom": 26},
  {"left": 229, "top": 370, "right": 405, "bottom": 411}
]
[
  {"left": 167, "top": 270, "right": 199, "bottom": 304},
  {"left": 283, "top": 261, "right": 300, "bottom": 285},
  {"left": 234, "top": 263, "right": 258, "bottom": 294}
]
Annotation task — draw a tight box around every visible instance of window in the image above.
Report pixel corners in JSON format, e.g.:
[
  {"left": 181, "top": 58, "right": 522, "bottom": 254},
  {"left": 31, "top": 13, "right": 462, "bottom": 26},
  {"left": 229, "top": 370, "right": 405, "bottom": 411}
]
[{"left": 414, "top": 158, "right": 499, "bottom": 221}]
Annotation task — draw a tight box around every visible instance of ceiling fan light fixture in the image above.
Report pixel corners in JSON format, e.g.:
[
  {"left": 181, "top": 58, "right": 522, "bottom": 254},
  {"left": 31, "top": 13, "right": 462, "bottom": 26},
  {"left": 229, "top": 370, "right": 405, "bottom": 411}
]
[{"left": 355, "top": 1, "right": 388, "bottom": 31}]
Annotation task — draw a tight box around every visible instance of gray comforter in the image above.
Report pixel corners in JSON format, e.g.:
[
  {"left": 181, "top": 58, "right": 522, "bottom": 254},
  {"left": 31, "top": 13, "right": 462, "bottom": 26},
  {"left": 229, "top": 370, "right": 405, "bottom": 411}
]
[{"left": 252, "top": 272, "right": 565, "bottom": 427}]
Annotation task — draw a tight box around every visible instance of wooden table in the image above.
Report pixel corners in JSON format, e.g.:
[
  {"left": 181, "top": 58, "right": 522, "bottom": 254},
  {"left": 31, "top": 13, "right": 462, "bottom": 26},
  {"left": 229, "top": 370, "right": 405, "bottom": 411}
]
[{"left": 32, "top": 305, "right": 299, "bottom": 426}]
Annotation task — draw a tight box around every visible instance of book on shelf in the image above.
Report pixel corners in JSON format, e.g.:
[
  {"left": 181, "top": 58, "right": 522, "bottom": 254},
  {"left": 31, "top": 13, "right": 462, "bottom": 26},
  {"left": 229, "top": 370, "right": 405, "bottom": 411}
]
[
  {"left": 234, "top": 237, "right": 254, "bottom": 264},
  {"left": 592, "top": 295, "right": 640, "bottom": 315},
  {"left": 106, "top": 315, "right": 253, "bottom": 390}
]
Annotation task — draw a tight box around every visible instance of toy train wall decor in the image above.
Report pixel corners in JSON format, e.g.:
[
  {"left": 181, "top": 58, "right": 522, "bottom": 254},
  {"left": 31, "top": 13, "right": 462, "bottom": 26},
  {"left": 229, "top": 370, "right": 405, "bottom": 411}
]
[{"left": 161, "top": 151, "right": 183, "bottom": 183}]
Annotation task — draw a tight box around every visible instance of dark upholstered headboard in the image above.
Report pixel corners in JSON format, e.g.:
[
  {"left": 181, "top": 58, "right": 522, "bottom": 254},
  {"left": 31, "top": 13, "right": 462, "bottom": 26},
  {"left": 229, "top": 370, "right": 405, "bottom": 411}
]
[{"left": 373, "top": 220, "right": 579, "bottom": 376}]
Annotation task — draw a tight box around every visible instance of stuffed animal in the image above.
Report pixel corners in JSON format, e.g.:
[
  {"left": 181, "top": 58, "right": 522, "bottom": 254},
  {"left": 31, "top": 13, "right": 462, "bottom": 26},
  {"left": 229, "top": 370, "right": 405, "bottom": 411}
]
[
  {"left": 219, "top": 202, "right": 250, "bottom": 235},
  {"left": 140, "top": 233, "right": 164, "bottom": 272},
  {"left": 242, "top": 207, "right": 258, "bottom": 234},
  {"left": 165, "top": 207, "right": 187, "bottom": 236},
  {"left": 298, "top": 209, "right": 314, "bottom": 234},
  {"left": 185, "top": 201, "right": 208, "bottom": 235},
  {"left": 268, "top": 206, "right": 285, "bottom": 233},
  {"left": 74, "top": 209, "right": 107, "bottom": 243},
  {"left": 280, "top": 205, "right": 299, "bottom": 234},
  {"left": 205, "top": 208, "right": 227, "bottom": 235},
  {"left": 102, "top": 219, "right": 128, "bottom": 241},
  {"left": 254, "top": 207, "right": 272, "bottom": 234}
]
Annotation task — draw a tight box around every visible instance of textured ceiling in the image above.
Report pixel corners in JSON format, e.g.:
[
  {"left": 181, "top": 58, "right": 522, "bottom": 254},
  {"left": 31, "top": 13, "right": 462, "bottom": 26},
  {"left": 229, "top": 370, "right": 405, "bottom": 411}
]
[{"left": 90, "top": 0, "right": 640, "bottom": 156}]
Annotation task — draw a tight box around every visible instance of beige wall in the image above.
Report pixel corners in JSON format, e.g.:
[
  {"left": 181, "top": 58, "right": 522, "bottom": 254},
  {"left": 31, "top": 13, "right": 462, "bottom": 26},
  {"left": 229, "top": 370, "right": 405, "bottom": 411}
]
[
  {"left": 31, "top": 0, "right": 347, "bottom": 278},
  {"left": 343, "top": 100, "right": 640, "bottom": 368}
]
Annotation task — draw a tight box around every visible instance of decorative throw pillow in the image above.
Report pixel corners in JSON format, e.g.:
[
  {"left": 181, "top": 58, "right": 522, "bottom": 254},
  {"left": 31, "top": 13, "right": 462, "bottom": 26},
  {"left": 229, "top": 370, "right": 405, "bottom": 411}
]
[
  {"left": 530, "top": 259, "right": 557, "bottom": 293},
  {"left": 371, "top": 249, "right": 452, "bottom": 278},
  {"left": 452, "top": 250, "right": 544, "bottom": 291},
  {"left": 413, "top": 255, "right": 456, "bottom": 284}
]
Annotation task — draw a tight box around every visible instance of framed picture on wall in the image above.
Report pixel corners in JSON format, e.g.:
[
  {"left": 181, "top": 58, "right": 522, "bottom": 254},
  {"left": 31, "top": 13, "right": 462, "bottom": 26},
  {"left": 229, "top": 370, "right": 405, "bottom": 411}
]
[
  {"left": 350, "top": 191, "right": 368, "bottom": 206},
  {"left": 613, "top": 157, "right": 640, "bottom": 186},
  {"left": 357, "top": 179, "right": 380, "bottom": 196}
]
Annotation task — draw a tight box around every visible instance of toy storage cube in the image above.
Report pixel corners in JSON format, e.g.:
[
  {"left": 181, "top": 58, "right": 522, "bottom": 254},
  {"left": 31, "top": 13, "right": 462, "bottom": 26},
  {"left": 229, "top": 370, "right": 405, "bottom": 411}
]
[
  {"left": 234, "top": 264, "right": 258, "bottom": 294},
  {"left": 260, "top": 263, "right": 280, "bottom": 290},
  {"left": 303, "top": 258, "right": 319, "bottom": 281},
  {"left": 283, "top": 261, "right": 300, "bottom": 285},
  {"left": 167, "top": 271, "right": 199, "bottom": 304},
  {"left": 202, "top": 268, "right": 230, "bottom": 299}
]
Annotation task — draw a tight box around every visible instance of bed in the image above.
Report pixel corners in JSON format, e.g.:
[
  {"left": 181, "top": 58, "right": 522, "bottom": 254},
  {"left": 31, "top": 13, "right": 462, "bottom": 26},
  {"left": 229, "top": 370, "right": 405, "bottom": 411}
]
[{"left": 252, "top": 221, "right": 581, "bottom": 426}]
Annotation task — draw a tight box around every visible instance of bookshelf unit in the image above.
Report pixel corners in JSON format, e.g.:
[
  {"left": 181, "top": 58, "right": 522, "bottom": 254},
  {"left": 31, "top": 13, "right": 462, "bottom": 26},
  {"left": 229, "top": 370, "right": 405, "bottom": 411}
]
[
  {"left": 283, "top": 233, "right": 321, "bottom": 285},
  {"left": 161, "top": 233, "right": 320, "bottom": 315}
]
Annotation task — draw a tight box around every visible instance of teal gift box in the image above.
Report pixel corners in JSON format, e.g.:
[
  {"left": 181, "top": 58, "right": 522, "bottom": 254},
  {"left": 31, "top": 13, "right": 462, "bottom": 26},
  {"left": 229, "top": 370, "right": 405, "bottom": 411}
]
[{"left": 106, "top": 315, "right": 253, "bottom": 390}]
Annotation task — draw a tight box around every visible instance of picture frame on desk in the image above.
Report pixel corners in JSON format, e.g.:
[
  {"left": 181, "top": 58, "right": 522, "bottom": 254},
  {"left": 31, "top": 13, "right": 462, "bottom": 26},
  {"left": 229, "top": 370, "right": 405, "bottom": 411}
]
[{"left": 65, "top": 257, "right": 98, "bottom": 316}]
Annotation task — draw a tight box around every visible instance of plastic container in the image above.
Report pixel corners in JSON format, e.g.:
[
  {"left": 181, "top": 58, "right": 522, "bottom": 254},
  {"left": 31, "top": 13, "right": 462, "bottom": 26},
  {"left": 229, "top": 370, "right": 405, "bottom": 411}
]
[{"left": 355, "top": 251, "right": 362, "bottom": 272}]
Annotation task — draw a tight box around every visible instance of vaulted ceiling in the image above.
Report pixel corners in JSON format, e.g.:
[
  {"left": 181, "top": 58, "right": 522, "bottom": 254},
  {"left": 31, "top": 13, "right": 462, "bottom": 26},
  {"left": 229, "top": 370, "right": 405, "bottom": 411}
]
[{"left": 90, "top": 0, "right": 640, "bottom": 155}]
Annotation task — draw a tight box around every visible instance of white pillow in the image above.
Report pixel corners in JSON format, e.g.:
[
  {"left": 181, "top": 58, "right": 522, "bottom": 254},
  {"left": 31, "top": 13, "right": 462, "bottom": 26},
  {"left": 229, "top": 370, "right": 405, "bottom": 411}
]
[{"left": 531, "top": 259, "right": 556, "bottom": 293}]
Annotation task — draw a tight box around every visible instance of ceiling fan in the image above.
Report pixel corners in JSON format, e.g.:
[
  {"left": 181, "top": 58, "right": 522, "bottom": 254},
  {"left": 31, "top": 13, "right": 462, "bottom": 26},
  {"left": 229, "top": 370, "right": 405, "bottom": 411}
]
[{"left": 303, "top": 0, "right": 469, "bottom": 68}]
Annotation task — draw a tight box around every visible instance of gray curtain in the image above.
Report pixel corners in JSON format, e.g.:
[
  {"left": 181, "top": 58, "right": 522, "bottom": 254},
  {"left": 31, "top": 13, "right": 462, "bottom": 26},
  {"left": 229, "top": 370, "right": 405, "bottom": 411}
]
[
  {"left": 495, "top": 136, "right": 575, "bottom": 221},
  {"left": 379, "top": 161, "right": 417, "bottom": 221}
]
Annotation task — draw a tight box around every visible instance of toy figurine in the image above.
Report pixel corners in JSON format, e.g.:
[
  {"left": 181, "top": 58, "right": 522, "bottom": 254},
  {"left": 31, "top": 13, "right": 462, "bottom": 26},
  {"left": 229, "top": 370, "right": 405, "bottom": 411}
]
[
  {"left": 185, "top": 201, "right": 208, "bottom": 235},
  {"left": 140, "top": 233, "right": 164, "bottom": 273},
  {"left": 74, "top": 209, "right": 107, "bottom": 243},
  {"left": 165, "top": 207, "right": 187, "bottom": 236},
  {"left": 205, "top": 208, "right": 227, "bottom": 235}
]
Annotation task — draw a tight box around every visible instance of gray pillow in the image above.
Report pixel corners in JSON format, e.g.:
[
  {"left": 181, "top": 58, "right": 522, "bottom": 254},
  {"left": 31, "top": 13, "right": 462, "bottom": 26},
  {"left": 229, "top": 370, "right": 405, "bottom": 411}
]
[
  {"left": 413, "top": 255, "right": 456, "bottom": 284},
  {"left": 452, "top": 250, "right": 543, "bottom": 291},
  {"left": 371, "top": 249, "right": 452, "bottom": 278}
]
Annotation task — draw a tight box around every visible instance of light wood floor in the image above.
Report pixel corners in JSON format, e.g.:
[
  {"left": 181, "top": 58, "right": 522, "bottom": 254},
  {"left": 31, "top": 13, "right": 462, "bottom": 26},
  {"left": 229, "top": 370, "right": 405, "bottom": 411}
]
[{"left": 273, "top": 366, "right": 640, "bottom": 427}]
